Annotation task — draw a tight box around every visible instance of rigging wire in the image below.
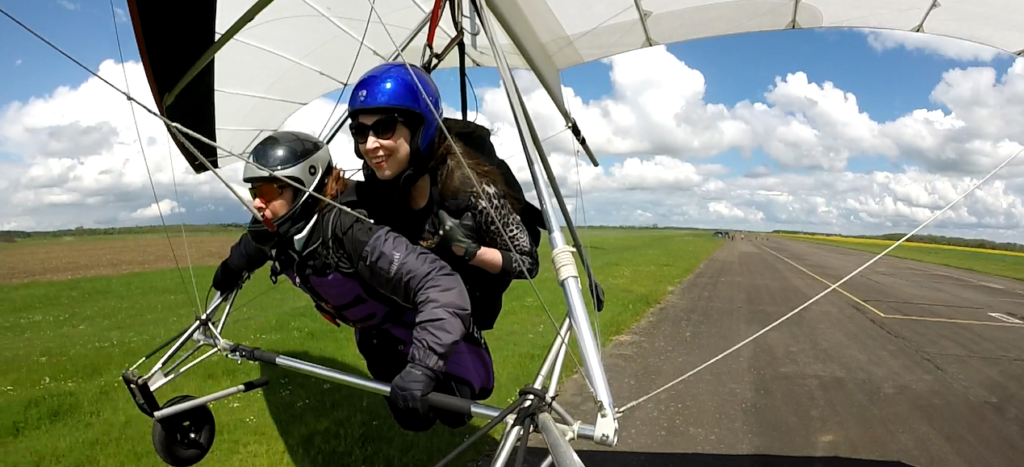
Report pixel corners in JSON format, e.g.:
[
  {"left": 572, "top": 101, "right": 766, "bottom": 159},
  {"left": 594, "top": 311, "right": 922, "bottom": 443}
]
[
  {"left": 615, "top": 144, "right": 1024, "bottom": 416},
  {"left": 360, "top": 0, "right": 596, "bottom": 393},
  {"left": 317, "top": 0, "right": 376, "bottom": 141},
  {"left": 164, "top": 130, "right": 203, "bottom": 313},
  {"left": 466, "top": 71, "right": 480, "bottom": 123},
  {"left": 0, "top": 5, "right": 375, "bottom": 226},
  {"left": 106, "top": 0, "right": 200, "bottom": 317}
]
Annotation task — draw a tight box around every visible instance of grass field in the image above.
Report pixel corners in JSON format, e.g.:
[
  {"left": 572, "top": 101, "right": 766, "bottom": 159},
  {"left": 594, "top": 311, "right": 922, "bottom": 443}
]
[
  {"left": 778, "top": 233, "right": 1024, "bottom": 281},
  {"left": 0, "top": 228, "right": 723, "bottom": 467}
]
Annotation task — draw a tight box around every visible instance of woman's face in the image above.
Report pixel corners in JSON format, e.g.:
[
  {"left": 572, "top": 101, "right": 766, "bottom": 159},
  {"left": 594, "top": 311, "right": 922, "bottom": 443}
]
[
  {"left": 250, "top": 183, "right": 295, "bottom": 222},
  {"left": 353, "top": 113, "right": 413, "bottom": 180}
]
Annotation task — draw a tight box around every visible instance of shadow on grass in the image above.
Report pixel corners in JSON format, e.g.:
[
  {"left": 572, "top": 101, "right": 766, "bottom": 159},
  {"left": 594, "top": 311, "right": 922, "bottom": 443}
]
[
  {"left": 517, "top": 448, "right": 917, "bottom": 466},
  {"left": 260, "top": 350, "right": 499, "bottom": 467}
]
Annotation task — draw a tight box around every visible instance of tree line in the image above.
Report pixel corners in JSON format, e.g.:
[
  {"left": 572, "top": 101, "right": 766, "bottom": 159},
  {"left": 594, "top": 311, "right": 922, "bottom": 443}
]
[
  {"left": 16, "top": 224, "right": 1010, "bottom": 253},
  {"left": 0, "top": 223, "right": 719, "bottom": 243},
  {"left": 0, "top": 224, "right": 248, "bottom": 242}
]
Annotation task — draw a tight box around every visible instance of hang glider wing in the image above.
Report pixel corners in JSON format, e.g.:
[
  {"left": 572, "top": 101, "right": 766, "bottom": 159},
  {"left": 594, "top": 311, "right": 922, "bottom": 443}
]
[{"left": 127, "top": 0, "right": 1024, "bottom": 174}]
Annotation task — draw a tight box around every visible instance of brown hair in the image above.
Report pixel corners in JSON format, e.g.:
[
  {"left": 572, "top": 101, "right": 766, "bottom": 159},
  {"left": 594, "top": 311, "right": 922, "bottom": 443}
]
[
  {"left": 430, "top": 131, "right": 522, "bottom": 213},
  {"left": 318, "top": 166, "right": 351, "bottom": 211},
  {"left": 319, "top": 118, "right": 521, "bottom": 214}
]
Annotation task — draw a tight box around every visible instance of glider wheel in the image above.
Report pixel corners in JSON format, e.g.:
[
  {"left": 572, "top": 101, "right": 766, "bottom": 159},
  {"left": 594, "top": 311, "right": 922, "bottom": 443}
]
[{"left": 152, "top": 395, "right": 216, "bottom": 467}]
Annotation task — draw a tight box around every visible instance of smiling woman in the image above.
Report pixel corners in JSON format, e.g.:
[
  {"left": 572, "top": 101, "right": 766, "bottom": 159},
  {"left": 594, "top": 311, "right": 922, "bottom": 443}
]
[{"left": 342, "top": 62, "right": 546, "bottom": 331}]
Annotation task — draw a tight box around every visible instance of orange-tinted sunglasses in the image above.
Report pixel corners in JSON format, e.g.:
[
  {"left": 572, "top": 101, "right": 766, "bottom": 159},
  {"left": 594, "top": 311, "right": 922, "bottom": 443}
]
[{"left": 248, "top": 183, "right": 288, "bottom": 202}]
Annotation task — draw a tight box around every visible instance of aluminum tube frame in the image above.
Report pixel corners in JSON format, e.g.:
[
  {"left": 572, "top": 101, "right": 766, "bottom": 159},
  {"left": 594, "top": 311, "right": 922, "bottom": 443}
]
[
  {"left": 216, "top": 339, "right": 602, "bottom": 442},
  {"left": 123, "top": 286, "right": 607, "bottom": 467},
  {"left": 490, "top": 427, "right": 521, "bottom": 467},
  {"left": 533, "top": 317, "right": 572, "bottom": 389},
  {"left": 322, "top": 9, "right": 433, "bottom": 144},
  {"left": 473, "top": 0, "right": 618, "bottom": 447},
  {"left": 513, "top": 67, "right": 603, "bottom": 311},
  {"left": 490, "top": 316, "right": 574, "bottom": 467},
  {"left": 127, "top": 288, "right": 599, "bottom": 440},
  {"left": 140, "top": 289, "right": 234, "bottom": 380},
  {"left": 537, "top": 412, "right": 584, "bottom": 467},
  {"left": 152, "top": 376, "right": 268, "bottom": 420},
  {"left": 271, "top": 353, "right": 505, "bottom": 420}
]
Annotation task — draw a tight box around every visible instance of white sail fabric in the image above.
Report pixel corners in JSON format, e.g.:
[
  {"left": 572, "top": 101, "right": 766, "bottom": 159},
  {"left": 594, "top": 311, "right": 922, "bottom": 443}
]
[{"left": 203, "top": 0, "right": 1024, "bottom": 164}]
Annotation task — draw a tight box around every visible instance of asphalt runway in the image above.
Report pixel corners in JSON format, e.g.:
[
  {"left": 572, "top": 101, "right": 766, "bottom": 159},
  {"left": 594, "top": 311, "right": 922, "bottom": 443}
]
[{"left": 518, "top": 237, "right": 1024, "bottom": 467}]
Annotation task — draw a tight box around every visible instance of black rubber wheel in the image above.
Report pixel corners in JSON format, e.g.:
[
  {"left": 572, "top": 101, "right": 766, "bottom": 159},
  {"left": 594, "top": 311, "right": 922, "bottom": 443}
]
[{"left": 151, "top": 395, "right": 216, "bottom": 467}]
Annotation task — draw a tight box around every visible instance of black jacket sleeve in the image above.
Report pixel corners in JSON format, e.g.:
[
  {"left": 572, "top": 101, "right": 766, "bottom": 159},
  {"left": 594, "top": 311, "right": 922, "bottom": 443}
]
[
  {"left": 213, "top": 232, "right": 272, "bottom": 291},
  {"left": 327, "top": 207, "right": 472, "bottom": 373},
  {"left": 225, "top": 232, "right": 272, "bottom": 273}
]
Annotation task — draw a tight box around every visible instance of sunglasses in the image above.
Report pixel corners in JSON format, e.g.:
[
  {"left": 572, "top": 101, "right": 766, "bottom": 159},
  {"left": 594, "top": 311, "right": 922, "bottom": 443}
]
[
  {"left": 349, "top": 115, "right": 405, "bottom": 144},
  {"left": 248, "top": 183, "right": 289, "bottom": 202}
]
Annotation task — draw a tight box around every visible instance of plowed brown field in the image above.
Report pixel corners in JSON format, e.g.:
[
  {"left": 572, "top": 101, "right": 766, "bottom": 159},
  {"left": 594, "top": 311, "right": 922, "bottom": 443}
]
[{"left": 0, "top": 234, "right": 238, "bottom": 284}]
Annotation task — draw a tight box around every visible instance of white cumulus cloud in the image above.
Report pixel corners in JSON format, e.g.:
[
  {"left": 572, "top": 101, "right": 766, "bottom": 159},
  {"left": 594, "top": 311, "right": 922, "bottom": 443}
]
[
  {"left": 861, "top": 29, "right": 1005, "bottom": 63},
  {"left": 129, "top": 199, "right": 184, "bottom": 219},
  {"left": 1, "top": 44, "right": 1022, "bottom": 244},
  {"left": 0, "top": 59, "right": 362, "bottom": 231},
  {"left": 461, "top": 47, "right": 1023, "bottom": 241}
]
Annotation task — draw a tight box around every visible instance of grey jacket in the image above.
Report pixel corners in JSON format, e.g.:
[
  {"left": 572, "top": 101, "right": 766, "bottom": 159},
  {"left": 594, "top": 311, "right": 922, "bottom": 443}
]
[{"left": 222, "top": 205, "right": 473, "bottom": 373}]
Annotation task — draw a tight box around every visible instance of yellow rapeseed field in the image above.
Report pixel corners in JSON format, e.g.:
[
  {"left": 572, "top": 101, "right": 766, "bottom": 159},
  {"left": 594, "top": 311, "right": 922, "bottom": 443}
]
[{"left": 778, "top": 234, "right": 1024, "bottom": 258}]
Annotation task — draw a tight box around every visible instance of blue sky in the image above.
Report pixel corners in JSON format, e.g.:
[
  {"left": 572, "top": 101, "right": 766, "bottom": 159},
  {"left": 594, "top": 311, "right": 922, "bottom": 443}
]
[
  {"left": 0, "top": 1, "right": 135, "bottom": 104},
  {"left": 5, "top": 0, "right": 1012, "bottom": 178},
  {"left": 2, "top": 0, "right": 1012, "bottom": 125},
  {"left": 2, "top": 0, "right": 1022, "bottom": 238}
]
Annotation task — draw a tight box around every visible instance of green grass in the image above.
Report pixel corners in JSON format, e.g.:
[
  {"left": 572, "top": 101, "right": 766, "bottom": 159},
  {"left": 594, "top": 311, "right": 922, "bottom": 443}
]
[
  {"left": 0, "top": 228, "right": 722, "bottom": 467},
  {"left": 785, "top": 235, "right": 1024, "bottom": 282}
]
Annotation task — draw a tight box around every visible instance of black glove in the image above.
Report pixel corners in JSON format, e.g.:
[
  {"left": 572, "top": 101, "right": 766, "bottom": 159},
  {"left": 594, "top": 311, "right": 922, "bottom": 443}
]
[
  {"left": 211, "top": 260, "right": 243, "bottom": 293},
  {"left": 389, "top": 362, "right": 438, "bottom": 420},
  {"left": 437, "top": 210, "right": 480, "bottom": 261},
  {"left": 212, "top": 234, "right": 270, "bottom": 293}
]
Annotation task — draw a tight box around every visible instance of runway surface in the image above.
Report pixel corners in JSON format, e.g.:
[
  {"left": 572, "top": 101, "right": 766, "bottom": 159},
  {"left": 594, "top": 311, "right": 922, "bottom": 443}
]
[{"left": 522, "top": 237, "right": 1024, "bottom": 467}]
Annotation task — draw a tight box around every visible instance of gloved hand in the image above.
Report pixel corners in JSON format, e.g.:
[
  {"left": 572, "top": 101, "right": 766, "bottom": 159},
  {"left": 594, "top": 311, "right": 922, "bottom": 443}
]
[
  {"left": 211, "top": 234, "right": 268, "bottom": 293},
  {"left": 389, "top": 362, "right": 438, "bottom": 420},
  {"left": 437, "top": 210, "right": 480, "bottom": 261},
  {"left": 211, "top": 259, "right": 244, "bottom": 293}
]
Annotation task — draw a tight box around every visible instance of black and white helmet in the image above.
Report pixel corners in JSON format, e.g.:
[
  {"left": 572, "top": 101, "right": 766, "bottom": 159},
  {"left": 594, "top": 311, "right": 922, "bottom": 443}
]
[{"left": 243, "top": 131, "right": 333, "bottom": 249}]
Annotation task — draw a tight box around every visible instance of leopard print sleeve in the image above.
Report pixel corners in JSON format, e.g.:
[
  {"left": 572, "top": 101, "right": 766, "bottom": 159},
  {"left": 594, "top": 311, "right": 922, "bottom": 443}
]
[{"left": 469, "top": 182, "right": 540, "bottom": 280}]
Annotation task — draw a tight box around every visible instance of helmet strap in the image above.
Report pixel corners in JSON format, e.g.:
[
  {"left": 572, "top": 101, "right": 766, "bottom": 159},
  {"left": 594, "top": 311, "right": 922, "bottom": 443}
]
[{"left": 261, "top": 214, "right": 278, "bottom": 232}]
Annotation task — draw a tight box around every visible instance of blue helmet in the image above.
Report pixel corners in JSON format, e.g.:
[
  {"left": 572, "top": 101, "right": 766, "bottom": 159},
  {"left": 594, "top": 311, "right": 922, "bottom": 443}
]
[{"left": 347, "top": 62, "right": 443, "bottom": 159}]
